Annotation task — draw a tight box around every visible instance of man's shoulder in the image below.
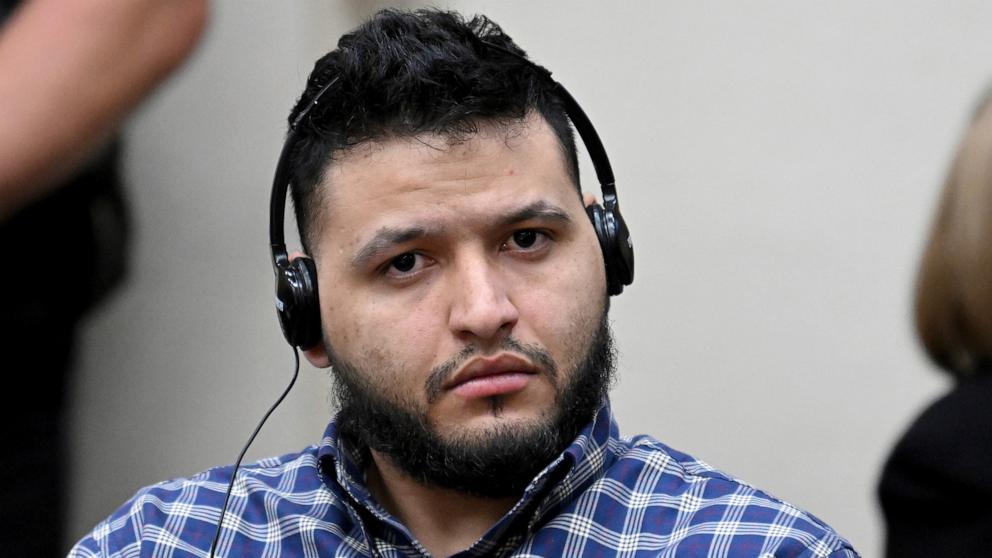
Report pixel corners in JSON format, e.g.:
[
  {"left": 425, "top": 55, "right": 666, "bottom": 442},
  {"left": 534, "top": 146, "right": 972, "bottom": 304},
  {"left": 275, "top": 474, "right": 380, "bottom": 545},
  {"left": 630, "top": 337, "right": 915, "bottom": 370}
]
[
  {"left": 615, "top": 434, "right": 767, "bottom": 487},
  {"left": 68, "top": 446, "right": 351, "bottom": 557},
  {"left": 124, "top": 445, "right": 327, "bottom": 512},
  {"left": 560, "top": 433, "right": 860, "bottom": 557}
]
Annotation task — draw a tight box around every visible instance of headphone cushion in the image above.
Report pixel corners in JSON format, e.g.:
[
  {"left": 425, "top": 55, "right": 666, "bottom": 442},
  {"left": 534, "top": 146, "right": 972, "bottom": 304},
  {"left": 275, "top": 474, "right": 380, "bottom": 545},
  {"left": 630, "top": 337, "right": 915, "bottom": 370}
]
[
  {"left": 586, "top": 203, "right": 634, "bottom": 296},
  {"left": 276, "top": 257, "right": 322, "bottom": 348}
]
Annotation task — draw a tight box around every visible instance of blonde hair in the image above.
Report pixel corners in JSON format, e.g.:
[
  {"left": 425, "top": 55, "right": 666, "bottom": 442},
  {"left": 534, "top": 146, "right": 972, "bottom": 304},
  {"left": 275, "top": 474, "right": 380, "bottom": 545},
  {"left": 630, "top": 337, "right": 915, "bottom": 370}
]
[{"left": 916, "top": 88, "right": 992, "bottom": 377}]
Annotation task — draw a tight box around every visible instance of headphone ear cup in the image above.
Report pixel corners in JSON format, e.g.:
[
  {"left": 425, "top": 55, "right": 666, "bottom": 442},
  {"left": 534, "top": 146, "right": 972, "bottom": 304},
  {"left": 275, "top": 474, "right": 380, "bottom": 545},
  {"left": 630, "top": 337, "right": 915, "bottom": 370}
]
[
  {"left": 586, "top": 202, "right": 634, "bottom": 296},
  {"left": 274, "top": 257, "right": 323, "bottom": 349}
]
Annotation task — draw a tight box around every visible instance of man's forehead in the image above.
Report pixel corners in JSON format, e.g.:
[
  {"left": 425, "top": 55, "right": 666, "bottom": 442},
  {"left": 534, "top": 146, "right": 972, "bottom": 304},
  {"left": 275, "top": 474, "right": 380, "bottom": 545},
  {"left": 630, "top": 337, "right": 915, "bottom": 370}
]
[
  {"left": 318, "top": 114, "right": 577, "bottom": 223},
  {"left": 328, "top": 115, "right": 550, "bottom": 173}
]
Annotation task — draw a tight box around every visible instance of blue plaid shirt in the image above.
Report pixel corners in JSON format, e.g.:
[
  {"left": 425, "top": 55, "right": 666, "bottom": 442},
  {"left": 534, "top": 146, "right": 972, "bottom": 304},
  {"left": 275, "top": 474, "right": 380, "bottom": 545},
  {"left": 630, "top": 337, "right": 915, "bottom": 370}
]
[{"left": 71, "top": 404, "right": 858, "bottom": 557}]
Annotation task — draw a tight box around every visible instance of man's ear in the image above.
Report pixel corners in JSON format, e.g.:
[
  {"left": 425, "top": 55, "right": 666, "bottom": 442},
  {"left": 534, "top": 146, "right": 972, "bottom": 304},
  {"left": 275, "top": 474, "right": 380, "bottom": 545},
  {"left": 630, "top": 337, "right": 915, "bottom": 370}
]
[
  {"left": 288, "top": 250, "right": 331, "bottom": 368},
  {"left": 303, "top": 344, "right": 330, "bottom": 368},
  {"left": 583, "top": 191, "right": 598, "bottom": 208}
]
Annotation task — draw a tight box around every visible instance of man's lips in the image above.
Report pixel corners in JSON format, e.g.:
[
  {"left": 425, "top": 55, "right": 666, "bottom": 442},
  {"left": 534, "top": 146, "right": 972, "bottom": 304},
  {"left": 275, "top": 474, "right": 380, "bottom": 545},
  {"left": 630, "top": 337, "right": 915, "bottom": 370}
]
[{"left": 444, "top": 354, "right": 540, "bottom": 399}]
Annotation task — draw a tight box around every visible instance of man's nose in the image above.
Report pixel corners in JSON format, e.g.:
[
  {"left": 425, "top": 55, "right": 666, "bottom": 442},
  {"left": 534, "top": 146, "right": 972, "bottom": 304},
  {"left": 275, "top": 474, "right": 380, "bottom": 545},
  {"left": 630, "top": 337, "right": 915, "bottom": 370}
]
[{"left": 447, "top": 254, "right": 519, "bottom": 342}]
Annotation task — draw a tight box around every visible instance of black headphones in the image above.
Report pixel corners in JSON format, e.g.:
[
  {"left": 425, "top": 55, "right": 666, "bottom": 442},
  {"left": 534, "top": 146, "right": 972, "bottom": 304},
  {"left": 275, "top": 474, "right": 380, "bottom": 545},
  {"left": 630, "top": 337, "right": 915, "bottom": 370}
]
[{"left": 270, "top": 48, "right": 634, "bottom": 349}]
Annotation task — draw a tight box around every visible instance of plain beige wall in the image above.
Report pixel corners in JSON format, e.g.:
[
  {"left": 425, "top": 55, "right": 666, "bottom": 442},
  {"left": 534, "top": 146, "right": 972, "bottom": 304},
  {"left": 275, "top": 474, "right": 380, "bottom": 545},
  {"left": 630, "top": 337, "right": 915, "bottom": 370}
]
[{"left": 67, "top": 1, "right": 992, "bottom": 555}]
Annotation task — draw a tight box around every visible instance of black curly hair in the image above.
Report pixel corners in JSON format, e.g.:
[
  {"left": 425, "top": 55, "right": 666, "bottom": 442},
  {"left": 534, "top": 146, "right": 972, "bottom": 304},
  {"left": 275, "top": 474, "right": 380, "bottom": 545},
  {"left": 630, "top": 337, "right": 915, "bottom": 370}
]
[{"left": 286, "top": 8, "right": 579, "bottom": 253}]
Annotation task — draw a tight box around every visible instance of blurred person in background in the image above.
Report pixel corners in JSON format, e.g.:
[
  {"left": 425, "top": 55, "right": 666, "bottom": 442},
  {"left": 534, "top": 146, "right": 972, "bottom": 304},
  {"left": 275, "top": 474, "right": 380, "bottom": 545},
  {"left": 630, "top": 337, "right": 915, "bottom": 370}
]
[
  {"left": 878, "top": 87, "right": 992, "bottom": 556},
  {"left": 0, "top": 0, "right": 207, "bottom": 554}
]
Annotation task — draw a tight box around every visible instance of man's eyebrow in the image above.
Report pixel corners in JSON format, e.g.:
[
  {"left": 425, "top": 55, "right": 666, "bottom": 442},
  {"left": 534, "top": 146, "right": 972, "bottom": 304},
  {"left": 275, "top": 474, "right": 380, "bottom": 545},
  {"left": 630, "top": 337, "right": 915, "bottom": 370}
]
[
  {"left": 351, "top": 226, "right": 435, "bottom": 269},
  {"left": 495, "top": 200, "right": 572, "bottom": 228}
]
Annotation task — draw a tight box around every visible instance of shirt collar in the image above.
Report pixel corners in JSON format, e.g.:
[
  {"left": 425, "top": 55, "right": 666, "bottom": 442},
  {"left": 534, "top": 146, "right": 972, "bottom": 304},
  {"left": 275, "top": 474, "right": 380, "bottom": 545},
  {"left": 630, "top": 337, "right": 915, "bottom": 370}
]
[{"left": 523, "top": 400, "right": 620, "bottom": 529}]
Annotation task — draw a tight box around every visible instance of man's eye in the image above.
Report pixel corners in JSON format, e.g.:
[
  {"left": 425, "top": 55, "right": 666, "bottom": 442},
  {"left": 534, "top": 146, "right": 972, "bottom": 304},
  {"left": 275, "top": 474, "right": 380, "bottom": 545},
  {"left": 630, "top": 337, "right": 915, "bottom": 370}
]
[
  {"left": 387, "top": 252, "right": 421, "bottom": 275},
  {"left": 504, "top": 229, "right": 550, "bottom": 252},
  {"left": 513, "top": 230, "right": 537, "bottom": 248}
]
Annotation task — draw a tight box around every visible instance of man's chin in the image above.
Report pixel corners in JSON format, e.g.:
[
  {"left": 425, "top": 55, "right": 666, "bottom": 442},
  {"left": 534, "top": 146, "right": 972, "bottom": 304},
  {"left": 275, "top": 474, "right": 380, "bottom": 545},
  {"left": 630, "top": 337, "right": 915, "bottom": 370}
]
[
  {"left": 406, "top": 416, "right": 564, "bottom": 498},
  {"left": 430, "top": 412, "right": 555, "bottom": 447}
]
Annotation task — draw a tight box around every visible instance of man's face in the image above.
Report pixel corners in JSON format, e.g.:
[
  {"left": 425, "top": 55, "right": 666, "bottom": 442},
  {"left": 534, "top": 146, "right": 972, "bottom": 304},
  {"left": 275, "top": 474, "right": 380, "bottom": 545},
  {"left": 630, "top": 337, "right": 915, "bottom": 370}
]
[{"left": 304, "top": 114, "right": 610, "bottom": 492}]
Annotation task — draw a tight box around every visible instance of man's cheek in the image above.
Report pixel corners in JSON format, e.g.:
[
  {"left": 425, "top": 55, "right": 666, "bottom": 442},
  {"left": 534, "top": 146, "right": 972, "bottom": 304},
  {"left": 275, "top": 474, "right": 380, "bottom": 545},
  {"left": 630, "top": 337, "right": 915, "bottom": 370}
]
[{"left": 527, "top": 300, "right": 573, "bottom": 353}]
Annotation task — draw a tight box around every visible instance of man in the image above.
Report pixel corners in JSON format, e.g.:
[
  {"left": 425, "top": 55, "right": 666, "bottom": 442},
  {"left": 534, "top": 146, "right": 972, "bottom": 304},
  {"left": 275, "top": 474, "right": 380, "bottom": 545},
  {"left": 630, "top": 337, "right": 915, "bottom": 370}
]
[{"left": 72, "top": 9, "right": 858, "bottom": 557}]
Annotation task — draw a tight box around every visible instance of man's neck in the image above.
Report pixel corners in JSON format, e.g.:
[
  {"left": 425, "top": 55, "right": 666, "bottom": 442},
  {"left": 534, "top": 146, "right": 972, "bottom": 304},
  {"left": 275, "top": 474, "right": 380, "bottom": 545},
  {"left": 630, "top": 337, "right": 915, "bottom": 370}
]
[{"left": 366, "top": 450, "right": 518, "bottom": 558}]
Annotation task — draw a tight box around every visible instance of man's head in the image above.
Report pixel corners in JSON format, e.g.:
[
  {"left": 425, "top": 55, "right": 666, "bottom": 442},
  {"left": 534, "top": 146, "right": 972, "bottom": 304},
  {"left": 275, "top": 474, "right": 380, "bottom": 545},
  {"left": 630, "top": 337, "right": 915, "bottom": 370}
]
[{"left": 289, "top": 9, "right": 615, "bottom": 497}]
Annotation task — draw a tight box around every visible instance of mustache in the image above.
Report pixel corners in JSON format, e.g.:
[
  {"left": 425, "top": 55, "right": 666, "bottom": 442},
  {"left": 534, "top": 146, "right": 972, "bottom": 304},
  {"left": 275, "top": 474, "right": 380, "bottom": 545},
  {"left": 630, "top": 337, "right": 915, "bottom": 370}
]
[{"left": 424, "top": 337, "right": 558, "bottom": 404}]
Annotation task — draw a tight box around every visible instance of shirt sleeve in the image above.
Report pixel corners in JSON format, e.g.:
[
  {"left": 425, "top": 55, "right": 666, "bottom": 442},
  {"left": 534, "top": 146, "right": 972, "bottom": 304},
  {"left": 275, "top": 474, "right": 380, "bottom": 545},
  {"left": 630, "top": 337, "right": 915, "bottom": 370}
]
[{"left": 67, "top": 493, "right": 146, "bottom": 557}]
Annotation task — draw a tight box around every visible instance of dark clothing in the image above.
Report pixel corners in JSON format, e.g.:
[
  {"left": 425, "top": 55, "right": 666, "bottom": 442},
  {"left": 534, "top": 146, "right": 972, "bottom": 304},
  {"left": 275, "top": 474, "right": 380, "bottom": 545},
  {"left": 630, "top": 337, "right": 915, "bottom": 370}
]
[
  {"left": 878, "top": 373, "right": 992, "bottom": 557},
  {"left": 0, "top": 130, "right": 128, "bottom": 557},
  {"left": 0, "top": 141, "right": 128, "bottom": 328}
]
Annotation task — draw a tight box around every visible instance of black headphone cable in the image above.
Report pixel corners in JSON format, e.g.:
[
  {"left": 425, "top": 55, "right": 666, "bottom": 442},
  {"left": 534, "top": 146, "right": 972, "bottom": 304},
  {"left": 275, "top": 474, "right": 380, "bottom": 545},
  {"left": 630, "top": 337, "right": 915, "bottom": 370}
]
[{"left": 209, "top": 346, "right": 301, "bottom": 558}]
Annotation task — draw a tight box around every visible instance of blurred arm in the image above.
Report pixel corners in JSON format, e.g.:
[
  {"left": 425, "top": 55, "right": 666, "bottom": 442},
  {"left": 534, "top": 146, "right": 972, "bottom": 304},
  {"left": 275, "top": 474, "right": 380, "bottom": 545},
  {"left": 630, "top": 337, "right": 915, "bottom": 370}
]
[{"left": 0, "top": 0, "right": 208, "bottom": 220}]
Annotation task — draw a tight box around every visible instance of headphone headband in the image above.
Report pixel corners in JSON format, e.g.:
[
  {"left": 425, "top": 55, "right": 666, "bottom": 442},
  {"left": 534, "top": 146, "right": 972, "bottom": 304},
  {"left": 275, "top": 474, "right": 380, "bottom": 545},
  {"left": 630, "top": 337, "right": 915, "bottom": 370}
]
[
  {"left": 478, "top": 41, "right": 617, "bottom": 197},
  {"left": 270, "top": 77, "right": 340, "bottom": 270}
]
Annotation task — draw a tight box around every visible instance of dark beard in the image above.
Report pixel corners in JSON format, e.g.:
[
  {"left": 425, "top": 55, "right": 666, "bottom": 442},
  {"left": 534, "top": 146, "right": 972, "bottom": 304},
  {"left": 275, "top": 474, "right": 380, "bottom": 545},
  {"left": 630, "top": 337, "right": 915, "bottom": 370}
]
[{"left": 329, "top": 311, "right": 616, "bottom": 499}]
